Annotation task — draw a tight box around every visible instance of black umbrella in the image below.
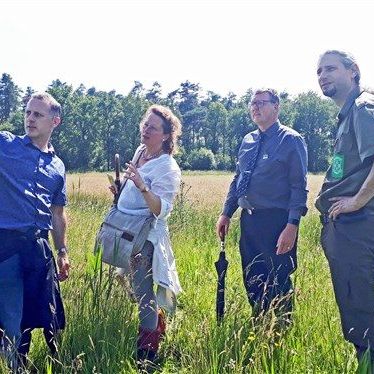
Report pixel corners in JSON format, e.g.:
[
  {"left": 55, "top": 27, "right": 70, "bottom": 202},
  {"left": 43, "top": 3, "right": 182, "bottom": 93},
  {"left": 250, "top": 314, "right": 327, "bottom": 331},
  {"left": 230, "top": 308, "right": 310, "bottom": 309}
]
[{"left": 215, "top": 234, "right": 228, "bottom": 324}]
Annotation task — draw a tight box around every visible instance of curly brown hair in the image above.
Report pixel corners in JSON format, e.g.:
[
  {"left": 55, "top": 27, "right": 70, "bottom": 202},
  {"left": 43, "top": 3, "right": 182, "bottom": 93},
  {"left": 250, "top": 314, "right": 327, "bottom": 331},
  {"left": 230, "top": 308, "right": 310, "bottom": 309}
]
[{"left": 140, "top": 105, "right": 182, "bottom": 155}]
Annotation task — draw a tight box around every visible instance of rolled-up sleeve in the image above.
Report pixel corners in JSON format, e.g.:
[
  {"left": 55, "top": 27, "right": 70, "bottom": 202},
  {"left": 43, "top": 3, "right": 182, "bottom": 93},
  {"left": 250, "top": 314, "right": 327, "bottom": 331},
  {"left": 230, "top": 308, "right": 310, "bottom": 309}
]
[
  {"left": 151, "top": 168, "right": 181, "bottom": 220},
  {"left": 354, "top": 106, "right": 374, "bottom": 163},
  {"left": 52, "top": 173, "right": 68, "bottom": 206},
  {"left": 287, "top": 135, "right": 308, "bottom": 221}
]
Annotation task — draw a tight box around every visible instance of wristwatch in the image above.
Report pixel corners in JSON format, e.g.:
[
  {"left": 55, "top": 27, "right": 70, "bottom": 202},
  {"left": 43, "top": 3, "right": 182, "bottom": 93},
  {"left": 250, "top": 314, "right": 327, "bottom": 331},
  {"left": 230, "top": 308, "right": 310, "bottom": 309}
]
[{"left": 139, "top": 184, "right": 150, "bottom": 193}]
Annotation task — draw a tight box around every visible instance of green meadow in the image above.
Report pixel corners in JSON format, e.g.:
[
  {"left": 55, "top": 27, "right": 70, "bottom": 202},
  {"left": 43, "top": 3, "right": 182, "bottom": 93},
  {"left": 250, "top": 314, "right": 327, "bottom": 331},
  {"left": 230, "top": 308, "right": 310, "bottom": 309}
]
[{"left": 1, "top": 173, "right": 365, "bottom": 373}]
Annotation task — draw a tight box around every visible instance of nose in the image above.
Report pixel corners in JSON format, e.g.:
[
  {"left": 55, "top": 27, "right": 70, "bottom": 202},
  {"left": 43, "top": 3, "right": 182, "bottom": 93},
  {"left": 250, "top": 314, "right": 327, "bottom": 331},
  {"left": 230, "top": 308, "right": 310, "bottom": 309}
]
[
  {"left": 26, "top": 113, "right": 34, "bottom": 122},
  {"left": 251, "top": 105, "right": 260, "bottom": 113}
]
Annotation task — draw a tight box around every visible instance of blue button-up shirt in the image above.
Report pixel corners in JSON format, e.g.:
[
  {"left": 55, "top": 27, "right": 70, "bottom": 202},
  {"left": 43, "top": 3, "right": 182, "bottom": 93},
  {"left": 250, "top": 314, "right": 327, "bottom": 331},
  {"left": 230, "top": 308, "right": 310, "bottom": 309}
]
[
  {"left": 223, "top": 122, "right": 308, "bottom": 222},
  {"left": 0, "top": 131, "right": 67, "bottom": 230}
]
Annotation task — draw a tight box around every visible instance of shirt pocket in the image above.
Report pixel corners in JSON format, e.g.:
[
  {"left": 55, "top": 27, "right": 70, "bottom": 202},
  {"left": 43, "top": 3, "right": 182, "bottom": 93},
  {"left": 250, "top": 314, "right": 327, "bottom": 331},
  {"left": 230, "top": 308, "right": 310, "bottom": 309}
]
[
  {"left": 335, "top": 131, "right": 354, "bottom": 153},
  {"left": 257, "top": 153, "right": 286, "bottom": 176}
]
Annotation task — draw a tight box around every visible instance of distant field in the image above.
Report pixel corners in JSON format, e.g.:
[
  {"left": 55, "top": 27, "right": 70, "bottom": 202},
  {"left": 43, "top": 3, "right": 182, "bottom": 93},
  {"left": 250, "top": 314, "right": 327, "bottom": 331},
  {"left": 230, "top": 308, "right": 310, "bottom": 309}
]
[{"left": 67, "top": 171, "right": 324, "bottom": 211}]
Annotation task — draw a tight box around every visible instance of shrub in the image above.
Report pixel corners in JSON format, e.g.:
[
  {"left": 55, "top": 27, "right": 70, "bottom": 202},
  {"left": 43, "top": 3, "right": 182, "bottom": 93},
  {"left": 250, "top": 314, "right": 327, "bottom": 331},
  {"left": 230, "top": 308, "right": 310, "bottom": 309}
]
[
  {"left": 215, "top": 153, "right": 233, "bottom": 170},
  {"left": 174, "top": 147, "right": 191, "bottom": 170},
  {"left": 187, "top": 148, "right": 216, "bottom": 170}
]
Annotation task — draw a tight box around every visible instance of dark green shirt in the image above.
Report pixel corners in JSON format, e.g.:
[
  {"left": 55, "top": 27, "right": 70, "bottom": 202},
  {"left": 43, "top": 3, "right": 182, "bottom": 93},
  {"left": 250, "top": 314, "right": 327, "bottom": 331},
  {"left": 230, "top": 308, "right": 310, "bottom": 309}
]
[{"left": 316, "top": 88, "right": 374, "bottom": 214}]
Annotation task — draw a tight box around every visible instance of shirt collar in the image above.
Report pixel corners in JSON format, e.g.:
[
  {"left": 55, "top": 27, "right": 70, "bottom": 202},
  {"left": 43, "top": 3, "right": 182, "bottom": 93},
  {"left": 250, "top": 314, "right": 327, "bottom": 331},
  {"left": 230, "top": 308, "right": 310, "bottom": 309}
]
[
  {"left": 338, "top": 86, "right": 363, "bottom": 122},
  {"left": 257, "top": 121, "right": 280, "bottom": 139},
  {"left": 21, "top": 135, "right": 55, "bottom": 155}
]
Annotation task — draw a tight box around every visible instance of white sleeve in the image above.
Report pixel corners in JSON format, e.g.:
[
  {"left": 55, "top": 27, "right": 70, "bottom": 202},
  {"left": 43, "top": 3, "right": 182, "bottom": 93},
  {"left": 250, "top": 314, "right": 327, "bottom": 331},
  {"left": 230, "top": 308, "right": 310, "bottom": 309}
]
[{"left": 151, "top": 165, "right": 181, "bottom": 220}]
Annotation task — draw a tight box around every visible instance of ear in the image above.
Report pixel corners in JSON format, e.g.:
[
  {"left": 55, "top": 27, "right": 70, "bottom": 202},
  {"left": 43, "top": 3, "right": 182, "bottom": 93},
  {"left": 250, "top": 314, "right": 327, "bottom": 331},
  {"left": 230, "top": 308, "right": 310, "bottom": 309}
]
[
  {"left": 52, "top": 116, "right": 61, "bottom": 128},
  {"left": 351, "top": 63, "right": 359, "bottom": 80}
]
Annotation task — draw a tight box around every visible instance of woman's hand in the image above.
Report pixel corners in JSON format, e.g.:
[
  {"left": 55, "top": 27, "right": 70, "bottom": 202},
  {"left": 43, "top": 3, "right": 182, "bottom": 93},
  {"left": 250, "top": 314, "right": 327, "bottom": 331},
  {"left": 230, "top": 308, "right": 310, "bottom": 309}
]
[
  {"left": 124, "top": 161, "right": 144, "bottom": 190},
  {"left": 108, "top": 185, "right": 117, "bottom": 195}
]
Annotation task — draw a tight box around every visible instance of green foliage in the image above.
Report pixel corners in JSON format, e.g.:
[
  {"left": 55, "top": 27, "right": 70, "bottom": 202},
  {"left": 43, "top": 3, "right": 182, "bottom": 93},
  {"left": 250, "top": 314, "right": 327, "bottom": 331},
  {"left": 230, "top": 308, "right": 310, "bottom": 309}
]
[
  {"left": 205, "top": 102, "right": 228, "bottom": 155},
  {"left": 4, "top": 179, "right": 358, "bottom": 373},
  {"left": 173, "top": 146, "right": 191, "bottom": 170},
  {"left": 293, "top": 92, "right": 338, "bottom": 172},
  {"left": 215, "top": 153, "right": 233, "bottom": 171},
  {"left": 0, "top": 73, "right": 20, "bottom": 124},
  {"left": 187, "top": 148, "right": 217, "bottom": 170},
  {"left": 0, "top": 121, "right": 14, "bottom": 132},
  {"left": 0, "top": 73, "right": 339, "bottom": 172}
]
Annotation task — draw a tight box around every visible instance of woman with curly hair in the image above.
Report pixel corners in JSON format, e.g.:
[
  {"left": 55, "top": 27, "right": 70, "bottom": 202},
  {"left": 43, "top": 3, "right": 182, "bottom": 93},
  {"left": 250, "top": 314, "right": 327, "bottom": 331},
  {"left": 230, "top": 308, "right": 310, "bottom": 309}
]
[{"left": 113, "top": 105, "right": 182, "bottom": 367}]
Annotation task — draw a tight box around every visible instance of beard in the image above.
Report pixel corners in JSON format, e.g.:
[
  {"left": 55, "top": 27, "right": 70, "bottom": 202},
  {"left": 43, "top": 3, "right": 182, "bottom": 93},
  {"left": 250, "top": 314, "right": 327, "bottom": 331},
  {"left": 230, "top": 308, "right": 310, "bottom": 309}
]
[{"left": 321, "top": 84, "right": 337, "bottom": 98}]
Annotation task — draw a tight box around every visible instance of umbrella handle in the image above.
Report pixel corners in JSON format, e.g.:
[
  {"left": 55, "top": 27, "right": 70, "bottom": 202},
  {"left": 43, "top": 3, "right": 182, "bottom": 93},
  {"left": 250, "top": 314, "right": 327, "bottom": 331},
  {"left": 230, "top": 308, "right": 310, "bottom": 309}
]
[
  {"left": 220, "top": 235, "right": 225, "bottom": 252},
  {"left": 114, "top": 153, "right": 120, "bottom": 182}
]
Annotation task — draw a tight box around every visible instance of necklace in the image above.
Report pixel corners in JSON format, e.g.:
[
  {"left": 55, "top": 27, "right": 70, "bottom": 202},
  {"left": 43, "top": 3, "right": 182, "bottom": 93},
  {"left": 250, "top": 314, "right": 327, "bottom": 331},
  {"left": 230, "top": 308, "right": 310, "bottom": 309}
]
[{"left": 142, "top": 148, "right": 164, "bottom": 161}]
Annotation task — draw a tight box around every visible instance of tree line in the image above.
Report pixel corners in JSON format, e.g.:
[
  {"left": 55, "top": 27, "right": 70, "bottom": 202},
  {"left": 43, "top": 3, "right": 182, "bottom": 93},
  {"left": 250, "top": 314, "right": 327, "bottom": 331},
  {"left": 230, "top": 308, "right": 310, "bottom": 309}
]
[{"left": 0, "top": 73, "right": 338, "bottom": 172}]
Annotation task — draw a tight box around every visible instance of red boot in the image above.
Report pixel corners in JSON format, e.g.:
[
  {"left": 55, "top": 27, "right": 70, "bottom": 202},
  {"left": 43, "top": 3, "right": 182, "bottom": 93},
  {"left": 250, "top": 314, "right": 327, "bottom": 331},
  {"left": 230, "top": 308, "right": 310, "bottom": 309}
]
[
  {"left": 157, "top": 309, "right": 166, "bottom": 338},
  {"left": 137, "top": 309, "right": 166, "bottom": 365}
]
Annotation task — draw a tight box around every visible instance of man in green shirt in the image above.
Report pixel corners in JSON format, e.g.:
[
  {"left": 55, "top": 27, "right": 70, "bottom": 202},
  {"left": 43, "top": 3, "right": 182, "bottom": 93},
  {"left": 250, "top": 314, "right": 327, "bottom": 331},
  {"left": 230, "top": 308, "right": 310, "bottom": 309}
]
[{"left": 316, "top": 50, "right": 374, "bottom": 366}]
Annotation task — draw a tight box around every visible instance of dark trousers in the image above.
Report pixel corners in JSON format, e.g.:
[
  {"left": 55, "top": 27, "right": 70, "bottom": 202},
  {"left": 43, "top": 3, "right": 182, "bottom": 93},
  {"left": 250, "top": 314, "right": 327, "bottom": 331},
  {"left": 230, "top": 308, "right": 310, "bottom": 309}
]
[
  {"left": 321, "top": 216, "right": 374, "bottom": 348},
  {"left": 0, "top": 229, "right": 65, "bottom": 366},
  {"left": 239, "top": 208, "right": 297, "bottom": 315},
  {"left": 18, "top": 327, "right": 57, "bottom": 363}
]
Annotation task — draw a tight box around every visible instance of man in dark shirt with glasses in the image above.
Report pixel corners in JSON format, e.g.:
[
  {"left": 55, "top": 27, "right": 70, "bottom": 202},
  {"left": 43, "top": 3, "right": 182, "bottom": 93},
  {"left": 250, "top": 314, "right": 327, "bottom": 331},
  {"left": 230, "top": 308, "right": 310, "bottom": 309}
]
[{"left": 216, "top": 88, "right": 308, "bottom": 322}]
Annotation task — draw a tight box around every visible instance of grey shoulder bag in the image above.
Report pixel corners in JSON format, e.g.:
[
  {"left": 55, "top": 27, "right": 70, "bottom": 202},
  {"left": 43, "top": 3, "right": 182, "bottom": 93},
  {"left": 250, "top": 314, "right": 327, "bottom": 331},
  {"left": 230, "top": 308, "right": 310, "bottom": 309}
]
[{"left": 95, "top": 148, "right": 155, "bottom": 270}]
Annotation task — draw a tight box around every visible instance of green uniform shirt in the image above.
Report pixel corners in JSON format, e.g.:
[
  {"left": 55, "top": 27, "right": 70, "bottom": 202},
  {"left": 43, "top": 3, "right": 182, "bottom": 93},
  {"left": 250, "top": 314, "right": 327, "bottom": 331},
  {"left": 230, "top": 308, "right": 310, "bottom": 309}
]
[{"left": 316, "top": 88, "right": 374, "bottom": 214}]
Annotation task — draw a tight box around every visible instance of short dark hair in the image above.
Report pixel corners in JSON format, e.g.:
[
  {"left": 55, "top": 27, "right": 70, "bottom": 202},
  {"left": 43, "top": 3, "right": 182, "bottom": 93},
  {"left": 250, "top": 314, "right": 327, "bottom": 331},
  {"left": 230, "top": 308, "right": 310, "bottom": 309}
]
[
  {"left": 29, "top": 92, "right": 62, "bottom": 117},
  {"left": 251, "top": 88, "right": 280, "bottom": 105},
  {"left": 320, "top": 50, "right": 360, "bottom": 84}
]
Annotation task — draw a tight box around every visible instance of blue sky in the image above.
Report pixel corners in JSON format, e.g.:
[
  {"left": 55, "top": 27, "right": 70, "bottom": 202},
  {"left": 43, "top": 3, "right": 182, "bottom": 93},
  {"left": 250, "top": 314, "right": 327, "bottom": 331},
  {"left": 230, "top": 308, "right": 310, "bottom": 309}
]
[{"left": 1, "top": 0, "right": 373, "bottom": 98}]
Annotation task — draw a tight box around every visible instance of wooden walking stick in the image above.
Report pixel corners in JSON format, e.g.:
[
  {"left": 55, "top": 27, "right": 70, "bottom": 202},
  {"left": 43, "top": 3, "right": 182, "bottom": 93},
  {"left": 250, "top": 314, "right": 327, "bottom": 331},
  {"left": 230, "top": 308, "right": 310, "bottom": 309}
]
[{"left": 113, "top": 153, "right": 121, "bottom": 205}]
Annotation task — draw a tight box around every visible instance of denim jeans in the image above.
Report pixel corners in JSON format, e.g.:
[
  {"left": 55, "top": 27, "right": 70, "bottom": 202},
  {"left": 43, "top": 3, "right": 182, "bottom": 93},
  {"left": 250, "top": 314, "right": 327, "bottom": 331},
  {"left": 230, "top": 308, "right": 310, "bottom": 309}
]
[{"left": 0, "top": 254, "right": 23, "bottom": 365}]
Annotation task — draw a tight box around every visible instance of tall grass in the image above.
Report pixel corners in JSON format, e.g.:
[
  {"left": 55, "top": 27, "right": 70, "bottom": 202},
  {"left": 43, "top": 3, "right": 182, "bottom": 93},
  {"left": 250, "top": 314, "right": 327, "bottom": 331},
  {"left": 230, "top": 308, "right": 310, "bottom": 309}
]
[{"left": 0, "top": 173, "right": 363, "bottom": 373}]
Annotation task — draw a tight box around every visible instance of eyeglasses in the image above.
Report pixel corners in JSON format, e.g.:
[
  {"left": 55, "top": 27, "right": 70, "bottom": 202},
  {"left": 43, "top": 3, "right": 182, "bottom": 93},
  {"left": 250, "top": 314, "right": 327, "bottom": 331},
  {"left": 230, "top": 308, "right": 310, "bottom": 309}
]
[{"left": 249, "top": 100, "right": 274, "bottom": 108}]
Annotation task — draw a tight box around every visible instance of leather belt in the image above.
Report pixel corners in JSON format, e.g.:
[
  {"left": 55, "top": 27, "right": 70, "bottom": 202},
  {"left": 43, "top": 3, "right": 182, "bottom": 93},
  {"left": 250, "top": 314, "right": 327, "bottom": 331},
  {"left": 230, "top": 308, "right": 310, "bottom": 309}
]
[{"left": 245, "top": 207, "right": 287, "bottom": 215}]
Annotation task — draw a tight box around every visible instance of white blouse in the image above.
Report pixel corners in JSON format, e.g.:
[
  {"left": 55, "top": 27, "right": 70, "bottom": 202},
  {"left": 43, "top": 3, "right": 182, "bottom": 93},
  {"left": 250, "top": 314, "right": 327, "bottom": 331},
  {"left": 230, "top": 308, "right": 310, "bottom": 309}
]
[{"left": 117, "top": 145, "right": 182, "bottom": 313}]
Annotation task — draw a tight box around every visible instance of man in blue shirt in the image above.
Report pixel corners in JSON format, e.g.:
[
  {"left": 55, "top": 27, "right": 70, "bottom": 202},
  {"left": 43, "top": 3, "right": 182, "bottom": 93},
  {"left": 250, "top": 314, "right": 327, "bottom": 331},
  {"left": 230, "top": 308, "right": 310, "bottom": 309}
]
[
  {"left": 0, "top": 92, "right": 70, "bottom": 370},
  {"left": 216, "top": 88, "right": 308, "bottom": 322}
]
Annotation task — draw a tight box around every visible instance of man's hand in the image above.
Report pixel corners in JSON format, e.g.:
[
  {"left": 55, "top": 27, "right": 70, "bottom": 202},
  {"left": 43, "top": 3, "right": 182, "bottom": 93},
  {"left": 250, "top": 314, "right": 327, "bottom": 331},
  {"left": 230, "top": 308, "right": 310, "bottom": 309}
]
[
  {"left": 328, "top": 196, "right": 361, "bottom": 220},
  {"left": 57, "top": 252, "right": 70, "bottom": 281},
  {"left": 276, "top": 224, "right": 298, "bottom": 255},
  {"left": 216, "top": 215, "right": 230, "bottom": 241}
]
